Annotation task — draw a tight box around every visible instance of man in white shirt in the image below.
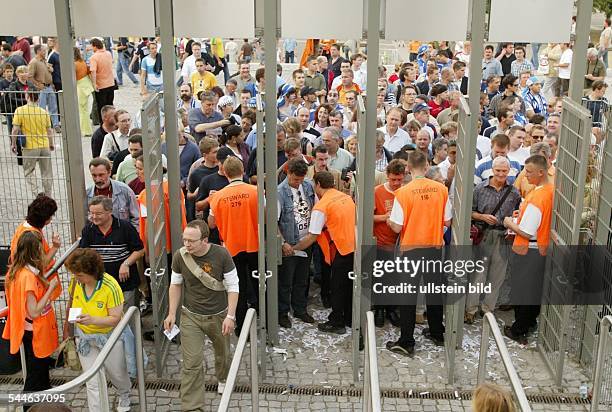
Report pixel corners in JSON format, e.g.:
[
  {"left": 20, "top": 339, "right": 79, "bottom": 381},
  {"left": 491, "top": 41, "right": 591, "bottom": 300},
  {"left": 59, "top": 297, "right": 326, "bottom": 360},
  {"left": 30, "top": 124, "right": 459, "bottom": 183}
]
[
  {"left": 377, "top": 108, "right": 412, "bottom": 154},
  {"left": 350, "top": 53, "right": 367, "bottom": 91},
  {"left": 507, "top": 126, "right": 530, "bottom": 166},
  {"left": 181, "top": 42, "right": 213, "bottom": 84},
  {"left": 101, "top": 110, "right": 131, "bottom": 160},
  {"left": 556, "top": 43, "right": 572, "bottom": 96}
]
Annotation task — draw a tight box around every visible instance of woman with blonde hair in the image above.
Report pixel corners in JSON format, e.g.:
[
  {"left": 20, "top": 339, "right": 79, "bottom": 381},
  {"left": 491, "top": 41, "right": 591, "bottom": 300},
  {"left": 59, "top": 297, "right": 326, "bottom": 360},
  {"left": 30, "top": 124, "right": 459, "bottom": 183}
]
[
  {"left": 472, "top": 383, "right": 516, "bottom": 412},
  {"left": 3, "top": 231, "right": 60, "bottom": 407}
]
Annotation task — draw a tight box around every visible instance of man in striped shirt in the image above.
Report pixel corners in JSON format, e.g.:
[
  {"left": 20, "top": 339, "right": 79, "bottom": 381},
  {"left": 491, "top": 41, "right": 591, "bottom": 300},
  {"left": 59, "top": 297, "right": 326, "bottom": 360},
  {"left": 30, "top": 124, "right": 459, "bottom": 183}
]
[
  {"left": 474, "top": 134, "right": 522, "bottom": 185},
  {"left": 80, "top": 196, "right": 144, "bottom": 307}
]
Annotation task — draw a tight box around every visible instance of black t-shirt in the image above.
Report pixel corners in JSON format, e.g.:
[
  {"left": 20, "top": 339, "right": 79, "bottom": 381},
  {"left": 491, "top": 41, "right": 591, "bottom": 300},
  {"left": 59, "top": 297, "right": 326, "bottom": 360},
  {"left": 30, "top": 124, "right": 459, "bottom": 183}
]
[
  {"left": 118, "top": 37, "right": 134, "bottom": 59},
  {"left": 196, "top": 172, "right": 234, "bottom": 245},
  {"left": 79, "top": 217, "right": 144, "bottom": 291},
  {"left": 188, "top": 164, "right": 219, "bottom": 193},
  {"left": 499, "top": 54, "right": 516, "bottom": 76},
  {"left": 246, "top": 148, "right": 287, "bottom": 178},
  {"left": 47, "top": 51, "right": 61, "bottom": 86},
  {"left": 329, "top": 56, "right": 346, "bottom": 78},
  {"left": 91, "top": 125, "right": 110, "bottom": 157}
]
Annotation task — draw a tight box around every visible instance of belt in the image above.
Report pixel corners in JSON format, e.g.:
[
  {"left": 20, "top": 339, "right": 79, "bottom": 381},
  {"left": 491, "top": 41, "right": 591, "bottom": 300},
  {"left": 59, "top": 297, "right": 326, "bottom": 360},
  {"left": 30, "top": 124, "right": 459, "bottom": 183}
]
[{"left": 182, "top": 305, "right": 227, "bottom": 318}]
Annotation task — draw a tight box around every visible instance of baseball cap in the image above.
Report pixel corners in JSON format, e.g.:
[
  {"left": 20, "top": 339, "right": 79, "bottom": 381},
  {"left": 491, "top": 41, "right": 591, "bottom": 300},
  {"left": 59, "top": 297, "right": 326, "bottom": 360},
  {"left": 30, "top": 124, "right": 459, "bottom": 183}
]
[
  {"left": 413, "top": 102, "right": 430, "bottom": 113},
  {"left": 216, "top": 146, "right": 237, "bottom": 163},
  {"left": 526, "top": 76, "right": 544, "bottom": 87},
  {"left": 417, "top": 45, "right": 429, "bottom": 56},
  {"left": 300, "top": 86, "right": 316, "bottom": 98}
]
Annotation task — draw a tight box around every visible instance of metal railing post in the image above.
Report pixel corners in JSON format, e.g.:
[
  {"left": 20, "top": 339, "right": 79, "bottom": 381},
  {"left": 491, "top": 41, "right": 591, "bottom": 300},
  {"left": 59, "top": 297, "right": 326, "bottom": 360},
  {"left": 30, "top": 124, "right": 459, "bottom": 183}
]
[
  {"left": 478, "top": 313, "right": 531, "bottom": 412},
  {"left": 477, "top": 319, "right": 490, "bottom": 385},
  {"left": 250, "top": 315, "right": 259, "bottom": 411},
  {"left": 590, "top": 316, "right": 612, "bottom": 412},
  {"left": 19, "top": 343, "right": 26, "bottom": 382},
  {"left": 98, "top": 368, "right": 110, "bottom": 412},
  {"left": 364, "top": 311, "right": 381, "bottom": 412},
  {"left": 133, "top": 311, "right": 147, "bottom": 411}
]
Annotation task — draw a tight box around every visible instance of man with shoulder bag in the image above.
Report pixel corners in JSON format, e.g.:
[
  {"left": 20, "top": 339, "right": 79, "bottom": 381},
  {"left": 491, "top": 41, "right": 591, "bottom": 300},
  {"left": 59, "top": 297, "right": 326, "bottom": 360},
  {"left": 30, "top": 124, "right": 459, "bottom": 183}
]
[
  {"left": 466, "top": 156, "right": 521, "bottom": 323},
  {"left": 164, "top": 220, "right": 239, "bottom": 409}
]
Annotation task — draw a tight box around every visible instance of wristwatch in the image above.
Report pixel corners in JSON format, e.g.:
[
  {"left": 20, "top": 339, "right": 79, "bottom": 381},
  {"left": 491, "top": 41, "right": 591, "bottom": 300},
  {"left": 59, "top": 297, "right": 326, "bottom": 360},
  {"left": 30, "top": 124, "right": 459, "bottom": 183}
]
[{"left": 226, "top": 314, "right": 236, "bottom": 321}]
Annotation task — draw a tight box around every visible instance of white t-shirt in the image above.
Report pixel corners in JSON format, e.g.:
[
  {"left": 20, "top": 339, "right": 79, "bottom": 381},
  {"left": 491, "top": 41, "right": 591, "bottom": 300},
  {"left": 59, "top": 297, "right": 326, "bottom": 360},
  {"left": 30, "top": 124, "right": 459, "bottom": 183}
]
[
  {"left": 377, "top": 126, "right": 412, "bottom": 154},
  {"left": 558, "top": 49, "right": 573, "bottom": 80},
  {"left": 141, "top": 55, "right": 163, "bottom": 86},
  {"left": 476, "top": 135, "right": 491, "bottom": 160},
  {"left": 508, "top": 147, "right": 531, "bottom": 166}
]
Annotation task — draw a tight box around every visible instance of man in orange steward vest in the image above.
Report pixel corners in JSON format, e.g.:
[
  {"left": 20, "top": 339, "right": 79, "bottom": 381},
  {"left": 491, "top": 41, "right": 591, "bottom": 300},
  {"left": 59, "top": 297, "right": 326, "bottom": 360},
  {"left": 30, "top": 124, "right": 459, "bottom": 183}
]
[
  {"left": 386, "top": 151, "right": 452, "bottom": 356},
  {"left": 292, "top": 171, "right": 356, "bottom": 334},
  {"left": 209, "top": 156, "right": 259, "bottom": 334},
  {"left": 503, "top": 154, "right": 554, "bottom": 344},
  {"left": 372, "top": 160, "right": 406, "bottom": 328}
]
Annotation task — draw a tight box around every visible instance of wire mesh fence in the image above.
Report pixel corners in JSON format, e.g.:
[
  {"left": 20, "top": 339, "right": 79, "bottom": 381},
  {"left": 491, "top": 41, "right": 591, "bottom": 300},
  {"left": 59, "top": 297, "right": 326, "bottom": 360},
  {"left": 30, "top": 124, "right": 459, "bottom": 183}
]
[{"left": 0, "top": 89, "right": 77, "bottom": 335}]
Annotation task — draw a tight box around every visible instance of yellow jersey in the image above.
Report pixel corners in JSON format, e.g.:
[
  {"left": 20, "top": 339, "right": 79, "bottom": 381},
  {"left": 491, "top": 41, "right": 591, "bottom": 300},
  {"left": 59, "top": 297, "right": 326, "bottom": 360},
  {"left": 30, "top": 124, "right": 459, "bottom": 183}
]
[
  {"left": 70, "top": 273, "right": 124, "bottom": 335},
  {"left": 12, "top": 104, "right": 51, "bottom": 149},
  {"left": 191, "top": 70, "right": 218, "bottom": 97}
]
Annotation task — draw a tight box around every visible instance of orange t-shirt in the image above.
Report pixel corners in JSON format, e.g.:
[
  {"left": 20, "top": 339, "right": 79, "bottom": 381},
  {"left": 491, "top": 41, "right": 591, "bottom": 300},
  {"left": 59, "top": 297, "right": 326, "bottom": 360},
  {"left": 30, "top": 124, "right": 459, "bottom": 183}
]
[
  {"left": 337, "top": 83, "right": 361, "bottom": 106},
  {"left": 512, "top": 183, "right": 554, "bottom": 256},
  {"left": 210, "top": 182, "right": 259, "bottom": 256},
  {"left": 2, "top": 267, "right": 59, "bottom": 358},
  {"left": 373, "top": 184, "right": 398, "bottom": 246},
  {"left": 394, "top": 177, "right": 448, "bottom": 248},
  {"left": 313, "top": 189, "right": 356, "bottom": 264},
  {"left": 10, "top": 222, "right": 61, "bottom": 301},
  {"left": 90, "top": 50, "right": 115, "bottom": 89},
  {"left": 137, "top": 181, "right": 187, "bottom": 254}
]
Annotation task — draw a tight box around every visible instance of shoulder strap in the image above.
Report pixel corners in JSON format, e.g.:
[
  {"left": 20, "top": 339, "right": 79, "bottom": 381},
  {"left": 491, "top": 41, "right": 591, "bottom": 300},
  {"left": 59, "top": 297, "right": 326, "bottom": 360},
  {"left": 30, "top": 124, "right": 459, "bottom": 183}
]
[
  {"left": 179, "top": 247, "right": 226, "bottom": 292},
  {"left": 491, "top": 185, "right": 514, "bottom": 216}
]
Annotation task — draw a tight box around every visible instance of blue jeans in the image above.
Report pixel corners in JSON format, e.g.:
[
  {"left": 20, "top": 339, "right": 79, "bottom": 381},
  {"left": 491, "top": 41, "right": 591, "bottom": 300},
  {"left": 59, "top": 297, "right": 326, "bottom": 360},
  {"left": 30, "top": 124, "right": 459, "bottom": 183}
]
[
  {"left": 146, "top": 83, "right": 164, "bottom": 93},
  {"left": 39, "top": 86, "right": 59, "bottom": 127},
  {"left": 600, "top": 49, "right": 609, "bottom": 69},
  {"left": 284, "top": 51, "right": 295, "bottom": 63},
  {"left": 531, "top": 43, "right": 540, "bottom": 69},
  {"left": 116, "top": 54, "right": 139, "bottom": 85}
]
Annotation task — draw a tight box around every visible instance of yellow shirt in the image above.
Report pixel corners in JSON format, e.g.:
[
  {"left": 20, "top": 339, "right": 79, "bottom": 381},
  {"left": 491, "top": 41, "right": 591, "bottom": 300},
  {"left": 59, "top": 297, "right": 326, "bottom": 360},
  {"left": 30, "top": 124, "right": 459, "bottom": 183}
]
[
  {"left": 70, "top": 273, "right": 124, "bottom": 335},
  {"left": 12, "top": 104, "right": 51, "bottom": 149},
  {"left": 211, "top": 37, "right": 225, "bottom": 59},
  {"left": 191, "top": 70, "right": 218, "bottom": 97}
]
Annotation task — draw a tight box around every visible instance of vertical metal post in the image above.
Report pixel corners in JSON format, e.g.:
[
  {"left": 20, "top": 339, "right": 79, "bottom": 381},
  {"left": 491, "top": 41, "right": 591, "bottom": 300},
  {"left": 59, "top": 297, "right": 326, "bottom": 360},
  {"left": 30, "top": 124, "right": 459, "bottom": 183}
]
[
  {"left": 54, "top": 0, "right": 86, "bottom": 236},
  {"left": 133, "top": 312, "right": 148, "bottom": 411},
  {"left": 363, "top": 326, "right": 371, "bottom": 412},
  {"left": 568, "top": 0, "right": 593, "bottom": 102},
  {"left": 590, "top": 317, "right": 612, "bottom": 412},
  {"left": 263, "top": 0, "right": 280, "bottom": 346},
  {"left": 158, "top": 0, "right": 182, "bottom": 253},
  {"left": 98, "top": 369, "right": 110, "bottom": 412},
  {"left": 351, "top": 0, "right": 380, "bottom": 385},
  {"left": 477, "top": 320, "right": 490, "bottom": 385},
  {"left": 250, "top": 317, "right": 260, "bottom": 410},
  {"left": 19, "top": 343, "right": 26, "bottom": 382},
  {"left": 255, "top": 96, "right": 267, "bottom": 376}
]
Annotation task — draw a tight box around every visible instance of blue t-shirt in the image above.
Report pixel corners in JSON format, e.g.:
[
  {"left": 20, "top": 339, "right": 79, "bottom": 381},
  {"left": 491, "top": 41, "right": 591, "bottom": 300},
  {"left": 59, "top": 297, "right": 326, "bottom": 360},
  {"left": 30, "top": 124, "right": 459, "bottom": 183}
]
[{"left": 140, "top": 55, "right": 163, "bottom": 86}]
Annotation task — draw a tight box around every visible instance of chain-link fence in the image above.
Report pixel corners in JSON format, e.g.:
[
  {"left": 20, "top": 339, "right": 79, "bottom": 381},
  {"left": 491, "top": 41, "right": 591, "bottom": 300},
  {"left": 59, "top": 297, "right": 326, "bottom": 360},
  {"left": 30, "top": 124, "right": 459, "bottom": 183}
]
[{"left": 0, "top": 89, "right": 77, "bottom": 338}]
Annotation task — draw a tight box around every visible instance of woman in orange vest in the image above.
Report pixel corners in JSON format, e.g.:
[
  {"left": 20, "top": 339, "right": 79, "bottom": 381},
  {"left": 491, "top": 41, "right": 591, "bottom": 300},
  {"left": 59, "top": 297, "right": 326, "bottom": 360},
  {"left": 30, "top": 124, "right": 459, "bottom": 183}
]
[{"left": 2, "top": 231, "right": 60, "bottom": 401}]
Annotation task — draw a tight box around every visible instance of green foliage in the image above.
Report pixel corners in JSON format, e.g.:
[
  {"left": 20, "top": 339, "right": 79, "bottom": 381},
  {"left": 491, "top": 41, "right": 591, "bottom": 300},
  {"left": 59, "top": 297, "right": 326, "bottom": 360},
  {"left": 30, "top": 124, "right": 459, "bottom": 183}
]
[{"left": 593, "top": 0, "right": 612, "bottom": 18}]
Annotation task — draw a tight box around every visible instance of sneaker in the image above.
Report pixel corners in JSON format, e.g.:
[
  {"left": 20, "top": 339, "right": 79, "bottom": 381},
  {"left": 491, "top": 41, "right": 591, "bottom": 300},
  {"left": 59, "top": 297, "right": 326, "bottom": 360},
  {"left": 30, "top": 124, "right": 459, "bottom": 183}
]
[
  {"left": 422, "top": 328, "right": 445, "bottom": 346},
  {"left": 385, "top": 340, "right": 414, "bottom": 357},
  {"left": 317, "top": 321, "right": 346, "bottom": 334},
  {"left": 464, "top": 312, "right": 475, "bottom": 325},
  {"left": 294, "top": 312, "right": 315, "bottom": 324},
  {"left": 116, "top": 396, "right": 131, "bottom": 412},
  {"left": 415, "top": 313, "right": 427, "bottom": 325},
  {"left": 217, "top": 381, "right": 226, "bottom": 395},
  {"left": 279, "top": 313, "right": 292, "bottom": 328},
  {"left": 504, "top": 326, "right": 528, "bottom": 345}
]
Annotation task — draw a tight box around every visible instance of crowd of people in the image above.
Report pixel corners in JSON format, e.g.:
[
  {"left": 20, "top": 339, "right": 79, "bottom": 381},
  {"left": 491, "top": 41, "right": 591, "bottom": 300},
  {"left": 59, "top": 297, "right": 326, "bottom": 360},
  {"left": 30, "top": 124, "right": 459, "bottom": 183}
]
[{"left": 0, "top": 29, "right": 610, "bottom": 411}]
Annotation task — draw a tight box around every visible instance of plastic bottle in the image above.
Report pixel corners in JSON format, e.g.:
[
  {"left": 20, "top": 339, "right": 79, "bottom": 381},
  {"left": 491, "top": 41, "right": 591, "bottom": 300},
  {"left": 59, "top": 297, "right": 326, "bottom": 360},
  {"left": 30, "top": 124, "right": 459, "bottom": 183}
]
[{"left": 579, "top": 382, "right": 588, "bottom": 400}]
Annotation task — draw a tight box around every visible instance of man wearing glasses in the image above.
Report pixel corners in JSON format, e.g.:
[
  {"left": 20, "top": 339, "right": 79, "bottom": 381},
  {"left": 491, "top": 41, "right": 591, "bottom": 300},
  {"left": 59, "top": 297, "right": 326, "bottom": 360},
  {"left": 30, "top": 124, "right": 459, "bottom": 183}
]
[{"left": 80, "top": 196, "right": 144, "bottom": 307}]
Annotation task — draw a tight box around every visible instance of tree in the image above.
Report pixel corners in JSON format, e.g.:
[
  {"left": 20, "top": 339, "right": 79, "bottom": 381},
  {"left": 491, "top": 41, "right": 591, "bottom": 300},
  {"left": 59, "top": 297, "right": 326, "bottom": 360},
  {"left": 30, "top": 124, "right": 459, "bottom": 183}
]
[{"left": 593, "top": 0, "right": 612, "bottom": 19}]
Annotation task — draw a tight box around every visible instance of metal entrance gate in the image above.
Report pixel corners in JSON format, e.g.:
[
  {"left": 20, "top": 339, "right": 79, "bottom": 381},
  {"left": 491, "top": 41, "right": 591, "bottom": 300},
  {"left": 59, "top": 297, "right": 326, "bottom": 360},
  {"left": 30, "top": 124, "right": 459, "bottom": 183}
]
[
  {"left": 446, "top": 96, "right": 475, "bottom": 384},
  {"left": 141, "top": 93, "right": 170, "bottom": 377},
  {"left": 537, "top": 98, "right": 592, "bottom": 386}
]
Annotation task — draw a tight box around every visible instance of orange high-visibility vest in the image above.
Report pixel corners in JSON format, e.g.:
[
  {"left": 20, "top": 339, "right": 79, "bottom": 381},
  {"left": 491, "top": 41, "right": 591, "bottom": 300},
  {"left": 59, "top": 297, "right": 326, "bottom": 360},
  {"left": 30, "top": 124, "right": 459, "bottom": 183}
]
[
  {"left": 512, "top": 183, "right": 554, "bottom": 256},
  {"left": 2, "top": 267, "right": 59, "bottom": 358},
  {"left": 210, "top": 182, "right": 259, "bottom": 257},
  {"left": 313, "top": 189, "right": 356, "bottom": 264}
]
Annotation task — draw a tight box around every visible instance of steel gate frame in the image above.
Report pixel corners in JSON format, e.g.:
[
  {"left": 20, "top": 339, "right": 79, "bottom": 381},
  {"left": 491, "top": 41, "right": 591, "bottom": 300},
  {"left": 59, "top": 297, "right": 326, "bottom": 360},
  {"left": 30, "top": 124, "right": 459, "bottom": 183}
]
[
  {"left": 141, "top": 92, "right": 171, "bottom": 378},
  {"left": 537, "top": 98, "right": 592, "bottom": 386}
]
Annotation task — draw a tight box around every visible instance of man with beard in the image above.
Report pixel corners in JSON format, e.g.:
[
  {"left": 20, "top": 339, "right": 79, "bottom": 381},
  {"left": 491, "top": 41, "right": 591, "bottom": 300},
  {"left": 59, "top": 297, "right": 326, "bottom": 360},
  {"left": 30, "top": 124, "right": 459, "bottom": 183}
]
[{"left": 177, "top": 83, "right": 200, "bottom": 111}]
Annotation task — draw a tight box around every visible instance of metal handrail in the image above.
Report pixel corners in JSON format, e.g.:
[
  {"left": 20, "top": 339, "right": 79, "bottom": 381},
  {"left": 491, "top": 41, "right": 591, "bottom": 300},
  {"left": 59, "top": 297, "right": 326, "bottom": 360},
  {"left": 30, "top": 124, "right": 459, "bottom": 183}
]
[
  {"left": 590, "top": 315, "right": 612, "bottom": 411},
  {"left": 478, "top": 312, "right": 531, "bottom": 412},
  {"left": 1, "top": 306, "right": 147, "bottom": 412},
  {"left": 218, "top": 308, "right": 259, "bottom": 411},
  {"left": 362, "top": 311, "right": 381, "bottom": 412}
]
